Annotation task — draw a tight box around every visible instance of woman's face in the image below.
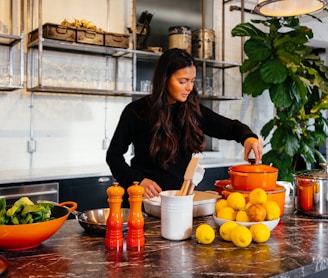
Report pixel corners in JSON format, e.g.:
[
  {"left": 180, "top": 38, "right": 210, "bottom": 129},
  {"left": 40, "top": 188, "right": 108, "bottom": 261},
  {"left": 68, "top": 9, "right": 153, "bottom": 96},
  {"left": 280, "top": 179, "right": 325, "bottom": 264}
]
[{"left": 167, "top": 65, "right": 196, "bottom": 104}]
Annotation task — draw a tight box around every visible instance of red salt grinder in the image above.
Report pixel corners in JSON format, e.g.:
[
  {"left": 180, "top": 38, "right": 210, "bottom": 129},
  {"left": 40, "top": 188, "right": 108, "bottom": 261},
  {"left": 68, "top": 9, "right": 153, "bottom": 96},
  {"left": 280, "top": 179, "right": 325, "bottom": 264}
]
[
  {"left": 105, "top": 182, "right": 125, "bottom": 250},
  {"left": 127, "top": 181, "right": 145, "bottom": 249}
]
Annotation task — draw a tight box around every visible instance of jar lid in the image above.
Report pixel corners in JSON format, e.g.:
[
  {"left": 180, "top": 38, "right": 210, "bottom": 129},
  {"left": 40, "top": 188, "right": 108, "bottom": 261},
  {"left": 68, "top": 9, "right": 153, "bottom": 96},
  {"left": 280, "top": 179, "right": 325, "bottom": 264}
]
[
  {"left": 294, "top": 163, "right": 328, "bottom": 179},
  {"left": 229, "top": 164, "right": 278, "bottom": 173}
]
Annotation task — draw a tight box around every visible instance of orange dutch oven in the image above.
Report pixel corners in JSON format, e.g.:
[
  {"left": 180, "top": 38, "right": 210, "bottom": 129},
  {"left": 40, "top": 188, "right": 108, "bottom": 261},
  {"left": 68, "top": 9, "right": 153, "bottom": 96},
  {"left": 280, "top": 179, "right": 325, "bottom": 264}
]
[
  {"left": 221, "top": 184, "right": 286, "bottom": 216},
  {"left": 228, "top": 164, "right": 278, "bottom": 191}
]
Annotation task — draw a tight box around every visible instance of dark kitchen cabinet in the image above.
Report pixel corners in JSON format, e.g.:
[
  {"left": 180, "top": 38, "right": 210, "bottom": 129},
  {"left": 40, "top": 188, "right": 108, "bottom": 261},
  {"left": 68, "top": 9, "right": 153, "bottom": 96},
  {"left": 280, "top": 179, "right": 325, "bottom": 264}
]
[
  {"left": 59, "top": 176, "right": 113, "bottom": 213},
  {"left": 197, "top": 166, "right": 229, "bottom": 192}
]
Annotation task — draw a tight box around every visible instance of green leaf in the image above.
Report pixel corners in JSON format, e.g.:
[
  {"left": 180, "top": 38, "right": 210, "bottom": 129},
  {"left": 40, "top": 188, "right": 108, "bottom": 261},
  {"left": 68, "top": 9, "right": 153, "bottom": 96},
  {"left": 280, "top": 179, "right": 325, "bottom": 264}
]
[
  {"left": 311, "top": 94, "right": 328, "bottom": 113},
  {"left": 289, "top": 71, "right": 308, "bottom": 103},
  {"left": 271, "top": 127, "right": 299, "bottom": 156},
  {"left": 269, "top": 82, "right": 293, "bottom": 107},
  {"left": 244, "top": 39, "right": 272, "bottom": 61},
  {"left": 276, "top": 49, "right": 301, "bottom": 65},
  {"left": 240, "top": 59, "right": 259, "bottom": 73},
  {"left": 262, "top": 150, "right": 293, "bottom": 180},
  {"left": 231, "top": 22, "right": 267, "bottom": 39},
  {"left": 260, "top": 119, "right": 276, "bottom": 139},
  {"left": 0, "top": 198, "right": 7, "bottom": 224},
  {"left": 260, "top": 59, "right": 288, "bottom": 84},
  {"left": 242, "top": 70, "right": 270, "bottom": 96}
]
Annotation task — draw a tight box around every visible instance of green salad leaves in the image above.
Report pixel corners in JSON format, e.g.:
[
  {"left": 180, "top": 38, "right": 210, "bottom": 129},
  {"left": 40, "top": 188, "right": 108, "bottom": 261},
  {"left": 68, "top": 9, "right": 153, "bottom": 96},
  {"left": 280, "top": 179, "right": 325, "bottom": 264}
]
[{"left": 0, "top": 197, "right": 54, "bottom": 225}]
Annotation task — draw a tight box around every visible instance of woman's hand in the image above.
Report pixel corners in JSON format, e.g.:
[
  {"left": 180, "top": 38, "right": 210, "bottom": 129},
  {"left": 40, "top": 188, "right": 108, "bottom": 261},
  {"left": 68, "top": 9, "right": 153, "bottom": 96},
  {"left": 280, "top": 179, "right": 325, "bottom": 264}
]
[
  {"left": 139, "top": 178, "right": 162, "bottom": 199},
  {"left": 244, "top": 137, "right": 264, "bottom": 163}
]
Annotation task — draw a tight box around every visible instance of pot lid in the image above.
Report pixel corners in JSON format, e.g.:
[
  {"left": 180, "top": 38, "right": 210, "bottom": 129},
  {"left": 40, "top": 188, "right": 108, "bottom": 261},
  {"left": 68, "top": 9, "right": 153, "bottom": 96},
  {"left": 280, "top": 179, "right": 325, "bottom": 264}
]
[
  {"left": 229, "top": 164, "right": 278, "bottom": 173},
  {"left": 294, "top": 163, "right": 328, "bottom": 179}
]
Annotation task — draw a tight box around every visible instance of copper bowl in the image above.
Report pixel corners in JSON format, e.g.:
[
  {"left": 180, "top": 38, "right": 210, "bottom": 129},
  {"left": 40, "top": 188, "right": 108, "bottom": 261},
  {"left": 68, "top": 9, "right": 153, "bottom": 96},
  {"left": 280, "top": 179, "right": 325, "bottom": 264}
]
[{"left": 0, "top": 201, "right": 77, "bottom": 251}]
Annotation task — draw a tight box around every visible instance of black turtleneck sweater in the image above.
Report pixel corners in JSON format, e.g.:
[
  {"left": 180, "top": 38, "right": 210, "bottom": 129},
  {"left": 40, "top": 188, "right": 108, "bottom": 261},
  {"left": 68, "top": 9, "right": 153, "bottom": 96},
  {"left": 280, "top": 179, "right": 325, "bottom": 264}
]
[{"left": 106, "top": 95, "right": 257, "bottom": 203}]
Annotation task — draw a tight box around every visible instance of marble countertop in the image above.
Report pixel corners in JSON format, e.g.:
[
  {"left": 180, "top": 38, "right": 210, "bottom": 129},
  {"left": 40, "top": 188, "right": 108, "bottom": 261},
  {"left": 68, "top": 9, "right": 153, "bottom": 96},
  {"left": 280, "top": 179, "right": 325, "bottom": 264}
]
[{"left": 1, "top": 198, "right": 328, "bottom": 277}]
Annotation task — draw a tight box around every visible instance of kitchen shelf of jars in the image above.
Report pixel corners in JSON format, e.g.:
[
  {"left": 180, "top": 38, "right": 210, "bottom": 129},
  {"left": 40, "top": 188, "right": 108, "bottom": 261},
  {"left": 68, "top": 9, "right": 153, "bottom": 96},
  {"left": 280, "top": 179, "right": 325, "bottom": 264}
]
[{"left": 26, "top": 0, "right": 244, "bottom": 99}]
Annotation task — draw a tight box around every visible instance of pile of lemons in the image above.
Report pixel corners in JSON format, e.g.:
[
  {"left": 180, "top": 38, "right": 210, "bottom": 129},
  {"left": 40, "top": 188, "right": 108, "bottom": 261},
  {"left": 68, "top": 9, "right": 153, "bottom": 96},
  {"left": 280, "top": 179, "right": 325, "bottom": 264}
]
[
  {"left": 215, "top": 188, "right": 281, "bottom": 248},
  {"left": 216, "top": 188, "right": 281, "bottom": 222},
  {"left": 194, "top": 188, "right": 281, "bottom": 247}
]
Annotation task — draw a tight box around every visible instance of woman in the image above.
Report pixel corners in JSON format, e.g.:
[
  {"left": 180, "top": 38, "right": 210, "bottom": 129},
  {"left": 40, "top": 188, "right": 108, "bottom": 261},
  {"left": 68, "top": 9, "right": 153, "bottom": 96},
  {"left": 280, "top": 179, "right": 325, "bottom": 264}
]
[{"left": 106, "top": 48, "right": 263, "bottom": 205}]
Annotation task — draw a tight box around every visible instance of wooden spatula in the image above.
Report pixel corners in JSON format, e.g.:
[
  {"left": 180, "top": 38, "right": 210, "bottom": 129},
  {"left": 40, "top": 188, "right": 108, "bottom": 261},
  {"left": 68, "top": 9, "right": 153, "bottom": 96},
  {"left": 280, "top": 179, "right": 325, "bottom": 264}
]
[
  {"left": 186, "top": 164, "right": 205, "bottom": 195},
  {"left": 178, "top": 157, "right": 200, "bottom": 196}
]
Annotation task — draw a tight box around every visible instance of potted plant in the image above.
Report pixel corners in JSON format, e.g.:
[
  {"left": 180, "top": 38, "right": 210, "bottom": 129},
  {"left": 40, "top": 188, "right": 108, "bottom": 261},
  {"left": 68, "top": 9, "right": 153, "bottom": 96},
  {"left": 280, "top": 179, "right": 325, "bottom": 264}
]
[{"left": 231, "top": 16, "right": 328, "bottom": 181}]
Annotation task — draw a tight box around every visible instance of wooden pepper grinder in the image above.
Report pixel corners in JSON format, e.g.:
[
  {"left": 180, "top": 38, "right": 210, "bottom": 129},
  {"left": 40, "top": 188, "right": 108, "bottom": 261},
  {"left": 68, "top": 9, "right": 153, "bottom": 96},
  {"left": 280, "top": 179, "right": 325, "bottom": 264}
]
[
  {"left": 105, "top": 182, "right": 125, "bottom": 250},
  {"left": 127, "top": 181, "right": 145, "bottom": 248}
]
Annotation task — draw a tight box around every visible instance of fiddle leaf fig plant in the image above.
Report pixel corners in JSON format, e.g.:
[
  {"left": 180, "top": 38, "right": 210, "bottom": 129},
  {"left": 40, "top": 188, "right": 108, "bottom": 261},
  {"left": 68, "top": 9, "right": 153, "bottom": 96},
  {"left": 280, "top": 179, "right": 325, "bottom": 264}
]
[{"left": 231, "top": 16, "right": 328, "bottom": 181}]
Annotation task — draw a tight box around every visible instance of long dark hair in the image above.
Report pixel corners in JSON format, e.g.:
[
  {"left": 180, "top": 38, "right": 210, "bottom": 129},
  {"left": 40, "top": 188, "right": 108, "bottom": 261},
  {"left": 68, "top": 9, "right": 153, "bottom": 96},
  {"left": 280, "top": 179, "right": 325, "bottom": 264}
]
[{"left": 149, "top": 48, "right": 205, "bottom": 168}]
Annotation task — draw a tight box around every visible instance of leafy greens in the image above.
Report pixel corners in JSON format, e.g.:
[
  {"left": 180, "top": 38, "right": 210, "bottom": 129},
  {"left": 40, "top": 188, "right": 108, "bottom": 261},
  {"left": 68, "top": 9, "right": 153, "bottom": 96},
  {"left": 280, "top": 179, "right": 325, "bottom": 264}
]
[{"left": 0, "top": 197, "right": 54, "bottom": 225}]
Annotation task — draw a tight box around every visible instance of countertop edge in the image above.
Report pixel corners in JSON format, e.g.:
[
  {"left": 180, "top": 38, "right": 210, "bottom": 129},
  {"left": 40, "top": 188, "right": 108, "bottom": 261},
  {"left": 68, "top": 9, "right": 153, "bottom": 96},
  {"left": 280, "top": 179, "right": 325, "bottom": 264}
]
[{"left": 0, "top": 156, "right": 243, "bottom": 185}]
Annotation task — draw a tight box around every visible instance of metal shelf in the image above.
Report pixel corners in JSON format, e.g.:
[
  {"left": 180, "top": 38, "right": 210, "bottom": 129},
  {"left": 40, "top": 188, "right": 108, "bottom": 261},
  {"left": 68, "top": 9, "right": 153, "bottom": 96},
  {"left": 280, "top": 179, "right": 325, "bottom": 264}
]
[
  {"left": 0, "top": 32, "right": 24, "bottom": 90},
  {"left": 27, "top": 85, "right": 242, "bottom": 100},
  {"left": 27, "top": 38, "right": 132, "bottom": 56},
  {"left": 28, "top": 38, "right": 240, "bottom": 67},
  {"left": 26, "top": 0, "right": 243, "bottom": 98},
  {"left": 195, "top": 58, "right": 241, "bottom": 69},
  {"left": 27, "top": 85, "right": 149, "bottom": 97},
  {"left": 0, "top": 34, "right": 22, "bottom": 47},
  {"left": 0, "top": 0, "right": 25, "bottom": 91},
  {"left": 0, "top": 84, "right": 24, "bottom": 91}
]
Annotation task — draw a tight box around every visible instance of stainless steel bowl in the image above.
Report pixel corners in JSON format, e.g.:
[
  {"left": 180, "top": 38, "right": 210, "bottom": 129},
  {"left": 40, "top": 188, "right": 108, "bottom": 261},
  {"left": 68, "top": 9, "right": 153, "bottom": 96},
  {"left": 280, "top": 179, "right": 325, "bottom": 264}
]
[{"left": 75, "top": 208, "right": 130, "bottom": 235}]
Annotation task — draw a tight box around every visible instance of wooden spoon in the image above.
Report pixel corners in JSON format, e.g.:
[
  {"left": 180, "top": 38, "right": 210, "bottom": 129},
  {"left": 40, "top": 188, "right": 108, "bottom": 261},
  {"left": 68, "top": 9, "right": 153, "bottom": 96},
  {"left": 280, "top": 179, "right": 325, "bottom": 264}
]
[{"left": 178, "top": 157, "right": 200, "bottom": 196}]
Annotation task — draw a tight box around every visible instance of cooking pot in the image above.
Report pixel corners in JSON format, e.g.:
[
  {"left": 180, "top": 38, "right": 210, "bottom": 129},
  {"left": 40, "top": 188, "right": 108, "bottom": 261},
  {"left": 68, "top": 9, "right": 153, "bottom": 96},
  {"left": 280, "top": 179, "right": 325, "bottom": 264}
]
[
  {"left": 228, "top": 164, "right": 278, "bottom": 191},
  {"left": 221, "top": 184, "right": 285, "bottom": 216},
  {"left": 73, "top": 208, "right": 130, "bottom": 235},
  {"left": 293, "top": 163, "right": 328, "bottom": 217}
]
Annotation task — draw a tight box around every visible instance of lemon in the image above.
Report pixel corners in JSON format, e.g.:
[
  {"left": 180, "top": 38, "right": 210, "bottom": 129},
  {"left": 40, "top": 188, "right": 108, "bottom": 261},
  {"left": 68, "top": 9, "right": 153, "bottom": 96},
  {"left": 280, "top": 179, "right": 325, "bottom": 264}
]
[
  {"left": 195, "top": 224, "right": 215, "bottom": 244},
  {"left": 215, "top": 199, "right": 228, "bottom": 213},
  {"left": 245, "top": 202, "right": 253, "bottom": 210},
  {"left": 246, "top": 204, "right": 267, "bottom": 222},
  {"left": 236, "top": 210, "right": 250, "bottom": 222},
  {"left": 219, "top": 221, "right": 239, "bottom": 241},
  {"left": 264, "top": 200, "right": 281, "bottom": 220},
  {"left": 249, "top": 188, "right": 268, "bottom": 205},
  {"left": 216, "top": 206, "right": 236, "bottom": 221},
  {"left": 227, "top": 192, "right": 246, "bottom": 210},
  {"left": 230, "top": 226, "right": 252, "bottom": 248},
  {"left": 249, "top": 223, "right": 271, "bottom": 243}
]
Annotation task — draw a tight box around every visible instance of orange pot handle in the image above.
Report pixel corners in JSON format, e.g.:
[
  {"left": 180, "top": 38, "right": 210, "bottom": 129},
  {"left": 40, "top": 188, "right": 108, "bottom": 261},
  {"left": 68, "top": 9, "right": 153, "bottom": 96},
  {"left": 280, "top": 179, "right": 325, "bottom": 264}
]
[
  {"left": 221, "top": 190, "right": 230, "bottom": 199},
  {"left": 58, "top": 201, "right": 78, "bottom": 213},
  {"left": 228, "top": 171, "right": 248, "bottom": 177}
]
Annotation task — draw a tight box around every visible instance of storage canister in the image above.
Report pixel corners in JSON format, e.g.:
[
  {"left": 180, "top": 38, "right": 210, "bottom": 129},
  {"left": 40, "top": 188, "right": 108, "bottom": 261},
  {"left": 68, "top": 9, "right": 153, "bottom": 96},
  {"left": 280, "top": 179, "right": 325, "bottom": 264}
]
[
  {"left": 160, "top": 190, "right": 194, "bottom": 240},
  {"left": 293, "top": 163, "right": 328, "bottom": 218},
  {"left": 192, "top": 29, "right": 215, "bottom": 59},
  {"left": 168, "top": 26, "right": 192, "bottom": 54}
]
